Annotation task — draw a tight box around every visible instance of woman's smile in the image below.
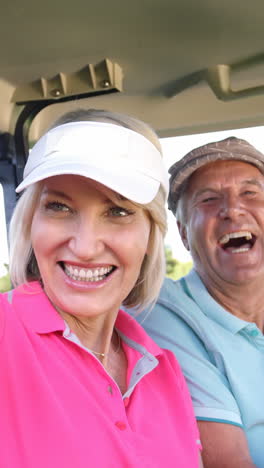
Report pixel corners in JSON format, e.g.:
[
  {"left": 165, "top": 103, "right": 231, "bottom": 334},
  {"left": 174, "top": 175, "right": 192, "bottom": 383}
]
[{"left": 61, "top": 262, "right": 115, "bottom": 282}]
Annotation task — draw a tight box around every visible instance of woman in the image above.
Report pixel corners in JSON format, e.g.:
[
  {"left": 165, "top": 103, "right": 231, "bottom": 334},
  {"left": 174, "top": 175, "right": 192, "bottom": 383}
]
[{"left": 1, "top": 109, "right": 202, "bottom": 467}]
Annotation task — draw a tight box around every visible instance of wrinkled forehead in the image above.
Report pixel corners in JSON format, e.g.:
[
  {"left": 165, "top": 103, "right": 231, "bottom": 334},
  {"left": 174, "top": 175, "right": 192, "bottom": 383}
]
[{"left": 184, "top": 159, "right": 264, "bottom": 195}]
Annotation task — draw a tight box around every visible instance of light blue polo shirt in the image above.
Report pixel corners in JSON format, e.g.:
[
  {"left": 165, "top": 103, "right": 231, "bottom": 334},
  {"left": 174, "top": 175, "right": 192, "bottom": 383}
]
[{"left": 136, "top": 270, "right": 264, "bottom": 467}]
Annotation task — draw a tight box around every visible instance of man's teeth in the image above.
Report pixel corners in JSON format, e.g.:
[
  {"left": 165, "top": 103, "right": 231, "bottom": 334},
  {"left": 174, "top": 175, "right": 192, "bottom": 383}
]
[
  {"left": 64, "top": 265, "right": 113, "bottom": 282},
  {"left": 231, "top": 246, "right": 251, "bottom": 254},
  {"left": 219, "top": 231, "right": 252, "bottom": 245}
]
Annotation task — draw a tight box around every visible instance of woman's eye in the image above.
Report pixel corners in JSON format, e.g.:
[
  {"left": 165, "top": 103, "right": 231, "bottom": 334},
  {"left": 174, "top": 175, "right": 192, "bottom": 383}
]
[
  {"left": 45, "top": 201, "right": 70, "bottom": 212},
  {"left": 243, "top": 190, "right": 256, "bottom": 196},
  {"left": 109, "top": 206, "right": 133, "bottom": 217}
]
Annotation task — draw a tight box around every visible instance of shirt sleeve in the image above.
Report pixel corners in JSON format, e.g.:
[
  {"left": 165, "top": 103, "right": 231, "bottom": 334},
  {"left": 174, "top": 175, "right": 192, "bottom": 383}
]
[{"left": 140, "top": 291, "right": 243, "bottom": 428}]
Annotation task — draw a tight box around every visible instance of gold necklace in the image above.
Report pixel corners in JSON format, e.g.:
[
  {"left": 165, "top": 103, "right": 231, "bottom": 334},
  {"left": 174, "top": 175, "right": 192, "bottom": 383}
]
[{"left": 89, "top": 331, "right": 121, "bottom": 358}]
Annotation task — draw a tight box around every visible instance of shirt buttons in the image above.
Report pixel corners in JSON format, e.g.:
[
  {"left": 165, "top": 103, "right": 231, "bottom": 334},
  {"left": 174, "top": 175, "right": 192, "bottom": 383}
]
[
  {"left": 115, "top": 421, "right": 127, "bottom": 430},
  {"left": 249, "top": 329, "right": 259, "bottom": 337},
  {"left": 123, "top": 397, "right": 129, "bottom": 407}
]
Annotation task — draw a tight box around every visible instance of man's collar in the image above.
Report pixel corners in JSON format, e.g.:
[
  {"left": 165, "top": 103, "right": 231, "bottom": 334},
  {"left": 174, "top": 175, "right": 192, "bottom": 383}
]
[{"left": 185, "top": 270, "right": 250, "bottom": 334}]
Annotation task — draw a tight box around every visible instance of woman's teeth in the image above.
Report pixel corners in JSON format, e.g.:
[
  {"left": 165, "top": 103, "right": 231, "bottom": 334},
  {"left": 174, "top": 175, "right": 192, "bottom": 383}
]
[{"left": 64, "top": 264, "right": 113, "bottom": 282}]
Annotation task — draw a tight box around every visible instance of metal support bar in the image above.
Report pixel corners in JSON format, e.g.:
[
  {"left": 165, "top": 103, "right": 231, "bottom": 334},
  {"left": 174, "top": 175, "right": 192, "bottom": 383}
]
[
  {"left": 0, "top": 133, "right": 17, "bottom": 230},
  {"left": 13, "top": 101, "right": 50, "bottom": 186},
  {"left": 0, "top": 160, "right": 17, "bottom": 231}
]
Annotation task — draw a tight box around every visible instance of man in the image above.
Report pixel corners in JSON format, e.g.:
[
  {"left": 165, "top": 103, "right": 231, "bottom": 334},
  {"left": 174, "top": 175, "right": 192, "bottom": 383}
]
[{"left": 139, "top": 137, "right": 264, "bottom": 467}]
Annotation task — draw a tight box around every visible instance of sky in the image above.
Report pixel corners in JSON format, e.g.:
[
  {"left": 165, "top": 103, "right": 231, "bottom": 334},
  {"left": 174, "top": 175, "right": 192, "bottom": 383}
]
[{"left": 1, "top": 124, "right": 264, "bottom": 275}]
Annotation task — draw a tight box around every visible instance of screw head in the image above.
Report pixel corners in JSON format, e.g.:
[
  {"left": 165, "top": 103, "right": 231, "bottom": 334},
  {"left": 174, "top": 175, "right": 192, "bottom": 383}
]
[
  {"left": 50, "top": 88, "right": 62, "bottom": 97},
  {"left": 101, "top": 80, "right": 110, "bottom": 88}
]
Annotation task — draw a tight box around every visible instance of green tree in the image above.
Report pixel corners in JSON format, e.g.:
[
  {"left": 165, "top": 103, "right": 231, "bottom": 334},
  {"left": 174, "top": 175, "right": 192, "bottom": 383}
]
[
  {"left": 165, "top": 245, "right": 192, "bottom": 281},
  {"left": 0, "top": 264, "right": 11, "bottom": 293}
]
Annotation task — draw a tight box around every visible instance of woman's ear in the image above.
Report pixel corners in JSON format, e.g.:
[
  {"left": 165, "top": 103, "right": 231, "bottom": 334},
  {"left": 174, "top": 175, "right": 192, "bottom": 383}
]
[{"left": 177, "top": 221, "right": 190, "bottom": 251}]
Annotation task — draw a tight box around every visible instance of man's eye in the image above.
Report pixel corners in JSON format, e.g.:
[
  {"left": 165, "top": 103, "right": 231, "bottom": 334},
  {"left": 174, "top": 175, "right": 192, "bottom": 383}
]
[
  {"left": 45, "top": 201, "right": 70, "bottom": 212},
  {"left": 201, "top": 196, "right": 218, "bottom": 203},
  {"left": 109, "top": 206, "right": 133, "bottom": 217}
]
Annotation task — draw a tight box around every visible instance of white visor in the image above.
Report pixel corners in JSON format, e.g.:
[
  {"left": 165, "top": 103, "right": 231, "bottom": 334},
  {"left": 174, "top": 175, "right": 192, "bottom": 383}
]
[{"left": 16, "top": 121, "right": 169, "bottom": 204}]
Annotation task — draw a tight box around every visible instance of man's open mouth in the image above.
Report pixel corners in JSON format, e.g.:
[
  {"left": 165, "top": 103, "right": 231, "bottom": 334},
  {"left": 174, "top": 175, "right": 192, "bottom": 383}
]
[
  {"left": 59, "top": 262, "right": 116, "bottom": 282},
  {"left": 219, "top": 231, "right": 256, "bottom": 253}
]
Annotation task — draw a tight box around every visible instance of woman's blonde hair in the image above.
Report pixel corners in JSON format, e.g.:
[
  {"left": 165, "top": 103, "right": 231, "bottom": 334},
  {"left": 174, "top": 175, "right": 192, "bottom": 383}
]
[{"left": 9, "top": 109, "right": 167, "bottom": 310}]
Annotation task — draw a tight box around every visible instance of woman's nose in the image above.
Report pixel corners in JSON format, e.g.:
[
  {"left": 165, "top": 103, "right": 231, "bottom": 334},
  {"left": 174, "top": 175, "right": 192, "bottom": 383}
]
[{"left": 68, "top": 218, "right": 105, "bottom": 259}]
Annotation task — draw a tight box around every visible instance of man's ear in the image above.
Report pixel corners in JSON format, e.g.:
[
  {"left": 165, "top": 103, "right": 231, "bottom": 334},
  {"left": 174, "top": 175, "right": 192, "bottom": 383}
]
[{"left": 177, "top": 221, "right": 190, "bottom": 251}]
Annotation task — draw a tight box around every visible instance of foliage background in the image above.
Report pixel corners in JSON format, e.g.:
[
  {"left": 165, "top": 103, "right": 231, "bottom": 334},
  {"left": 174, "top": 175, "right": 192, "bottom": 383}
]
[
  {"left": 165, "top": 246, "right": 192, "bottom": 280},
  {"left": 0, "top": 264, "right": 11, "bottom": 293}
]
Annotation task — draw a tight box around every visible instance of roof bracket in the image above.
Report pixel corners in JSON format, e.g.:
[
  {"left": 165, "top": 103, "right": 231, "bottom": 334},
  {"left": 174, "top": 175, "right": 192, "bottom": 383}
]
[
  {"left": 169, "top": 53, "right": 264, "bottom": 102},
  {"left": 205, "top": 64, "right": 264, "bottom": 101},
  {"left": 12, "top": 59, "right": 123, "bottom": 103}
]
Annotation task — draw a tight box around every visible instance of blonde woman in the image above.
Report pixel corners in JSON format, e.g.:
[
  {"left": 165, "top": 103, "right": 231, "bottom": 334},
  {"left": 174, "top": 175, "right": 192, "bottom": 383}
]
[{"left": 2, "top": 109, "right": 202, "bottom": 467}]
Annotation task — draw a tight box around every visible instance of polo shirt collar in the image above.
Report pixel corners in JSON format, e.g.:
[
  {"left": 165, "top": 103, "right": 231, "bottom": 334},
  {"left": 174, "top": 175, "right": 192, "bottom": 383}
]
[
  {"left": 12, "top": 282, "right": 65, "bottom": 334},
  {"left": 185, "top": 269, "right": 250, "bottom": 335},
  {"left": 116, "top": 309, "right": 162, "bottom": 357},
  {"left": 12, "top": 282, "right": 162, "bottom": 356}
]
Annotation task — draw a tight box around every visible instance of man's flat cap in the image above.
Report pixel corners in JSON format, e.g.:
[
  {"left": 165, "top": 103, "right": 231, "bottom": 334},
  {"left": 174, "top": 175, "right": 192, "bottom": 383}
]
[{"left": 168, "top": 136, "right": 264, "bottom": 214}]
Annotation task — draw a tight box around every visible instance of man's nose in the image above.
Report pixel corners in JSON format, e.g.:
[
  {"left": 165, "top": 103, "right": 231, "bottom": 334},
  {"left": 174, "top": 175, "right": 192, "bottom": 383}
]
[{"left": 218, "top": 195, "right": 245, "bottom": 220}]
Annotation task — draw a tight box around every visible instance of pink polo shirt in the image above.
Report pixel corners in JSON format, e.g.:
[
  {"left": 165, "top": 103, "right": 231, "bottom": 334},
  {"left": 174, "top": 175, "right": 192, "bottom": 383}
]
[{"left": 0, "top": 282, "right": 201, "bottom": 467}]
